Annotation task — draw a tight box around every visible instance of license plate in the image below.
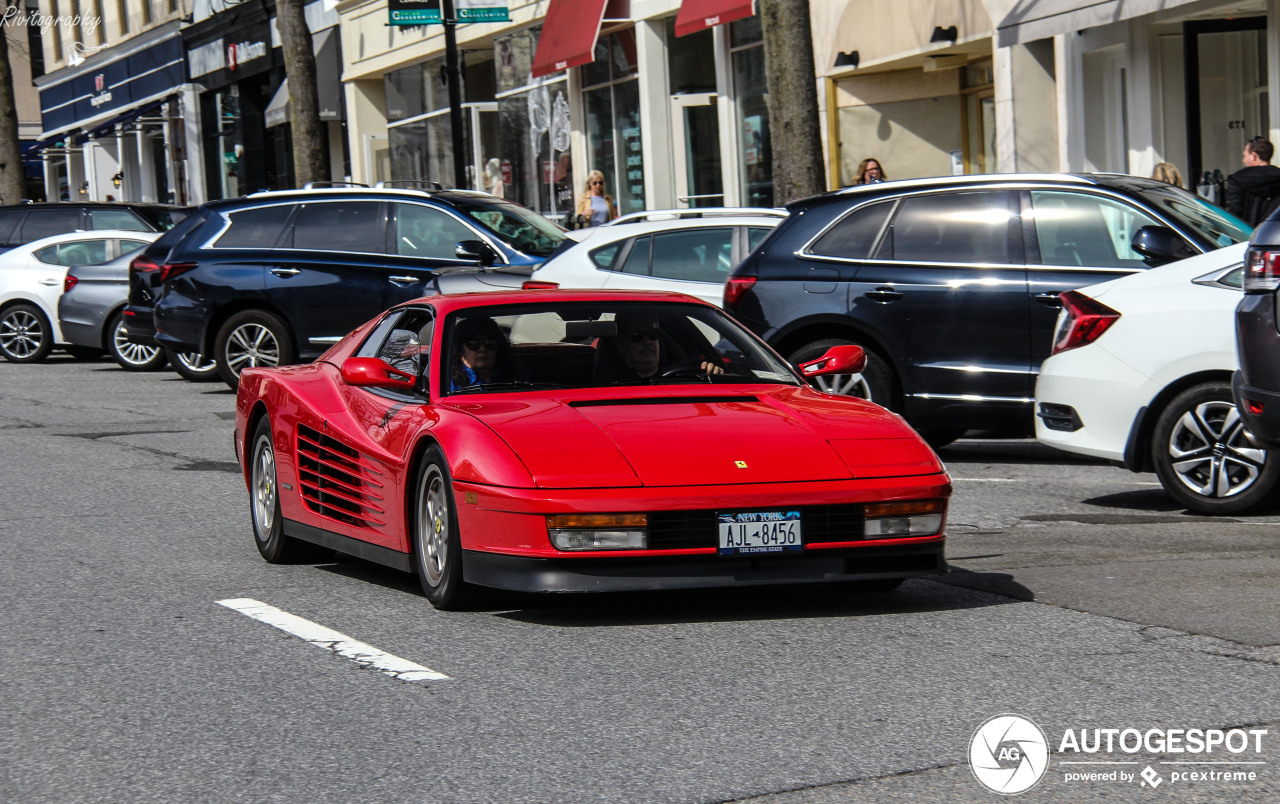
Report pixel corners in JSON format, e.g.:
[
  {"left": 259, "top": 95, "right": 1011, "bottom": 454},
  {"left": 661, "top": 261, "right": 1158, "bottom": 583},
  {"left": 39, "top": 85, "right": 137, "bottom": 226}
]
[{"left": 717, "top": 510, "right": 802, "bottom": 555}]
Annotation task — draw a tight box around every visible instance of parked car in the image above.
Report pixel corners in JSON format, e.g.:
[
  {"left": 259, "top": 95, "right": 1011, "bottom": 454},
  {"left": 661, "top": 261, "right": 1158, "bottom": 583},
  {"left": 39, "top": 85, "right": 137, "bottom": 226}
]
[
  {"left": 725, "top": 173, "right": 1252, "bottom": 445},
  {"left": 0, "top": 230, "right": 169, "bottom": 363},
  {"left": 523, "top": 209, "right": 786, "bottom": 305},
  {"left": 234, "top": 289, "right": 950, "bottom": 610},
  {"left": 58, "top": 233, "right": 216, "bottom": 378},
  {"left": 0, "top": 202, "right": 187, "bottom": 254},
  {"left": 1035, "top": 243, "right": 1277, "bottom": 514},
  {"left": 125, "top": 187, "right": 567, "bottom": 389},
  {"left": 1233, "top": 217, "right": 1280, "bottom": 449}
]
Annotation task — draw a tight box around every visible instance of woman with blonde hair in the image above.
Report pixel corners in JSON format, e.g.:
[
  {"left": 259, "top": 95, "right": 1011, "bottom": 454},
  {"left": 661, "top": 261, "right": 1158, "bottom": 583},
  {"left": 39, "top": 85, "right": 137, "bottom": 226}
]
[
  {"left": 1151, "top": 162, "right": 1184, "bottom": 188},
  {"left": 575, "top": 170, "right": 617, "bottom": 227}
]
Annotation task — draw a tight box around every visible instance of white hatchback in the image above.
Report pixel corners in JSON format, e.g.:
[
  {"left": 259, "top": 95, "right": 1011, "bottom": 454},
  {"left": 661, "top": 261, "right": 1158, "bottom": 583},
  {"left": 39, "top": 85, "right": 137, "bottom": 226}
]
[
  {"left": 1035, "top": 242, "right": 1278, "bottom": 514},
  {"left": 524, "top": 209, "right": 786, "bottom": 306},
  {"left": 0, "top": 229, "right": 158, "bottom": 363}
]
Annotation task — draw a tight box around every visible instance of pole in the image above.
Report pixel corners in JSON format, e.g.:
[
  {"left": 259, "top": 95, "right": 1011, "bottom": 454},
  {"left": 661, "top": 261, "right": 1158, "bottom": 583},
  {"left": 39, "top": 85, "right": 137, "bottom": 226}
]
[{"left": 442, "top": 0, "right": 467, "bottom": 189}]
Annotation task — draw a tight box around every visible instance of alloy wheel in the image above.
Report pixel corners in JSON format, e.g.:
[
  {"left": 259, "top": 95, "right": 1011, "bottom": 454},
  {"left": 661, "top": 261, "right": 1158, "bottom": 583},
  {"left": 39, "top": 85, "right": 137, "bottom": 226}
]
[
  {"left": 810, "top": 372, "right": 871, "bottom": 400},
  {"left": 112, "top": 319, "right": 163, "bottom": 367},
  {"left": 177, "top": 352, "right": 217, "bottom": 372},
  {"left": 1167, "top": 400, "right": 1266, "bottom": 499},
  {"left": 225, "top": 323, "right": 282, "bottom": 375},
  {"left": 251, "top": 434, "right": 277, "bottom": 538},
  {"left": 0, "top": 309, "right": 46, "bottom": 360},
  {"left": 417, "top": 467, "right": 449, "bottom": 586}
]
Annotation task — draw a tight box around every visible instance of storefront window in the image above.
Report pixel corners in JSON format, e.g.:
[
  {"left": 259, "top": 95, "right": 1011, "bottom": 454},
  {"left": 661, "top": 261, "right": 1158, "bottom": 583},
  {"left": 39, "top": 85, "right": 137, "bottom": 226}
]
[
  {"left": 583, "top": 30, "right": 644, "bottom": 215},
  {"left": 730, "top": 17, "right": 772, "bottom": 207}
]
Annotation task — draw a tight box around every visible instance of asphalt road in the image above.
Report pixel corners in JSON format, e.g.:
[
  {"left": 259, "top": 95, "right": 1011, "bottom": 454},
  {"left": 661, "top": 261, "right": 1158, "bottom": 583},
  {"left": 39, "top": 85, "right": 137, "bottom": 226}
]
[{"left": 3, "top": 355, "right": 1279, "bottom": 803}]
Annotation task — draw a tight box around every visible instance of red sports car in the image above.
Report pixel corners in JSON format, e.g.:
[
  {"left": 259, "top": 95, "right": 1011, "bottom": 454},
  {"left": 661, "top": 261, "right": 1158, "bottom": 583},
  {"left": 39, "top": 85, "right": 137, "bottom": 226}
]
[{"left": 234, "top": 290, "right": 950, "bottom": 609}]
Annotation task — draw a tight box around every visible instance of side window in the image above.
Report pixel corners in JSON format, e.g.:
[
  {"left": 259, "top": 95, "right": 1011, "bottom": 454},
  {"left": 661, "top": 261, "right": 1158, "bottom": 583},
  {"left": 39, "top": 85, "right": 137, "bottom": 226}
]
[
  {"left": 359, "top": 310, "right": 434, "bottom": 388},
  {"left": 888, "top": 191, "right": 1016, "bottom": 264},
  {"left": 216, "top": 205, "right": 293, "bottom": 248},
  {"left": 55, "top": 240, "right": 109, "bottom": 266},
  {"left": 119, "top": 239, "right": 150, "bottom": 258},
  {"left": 291, "top": 202, "right": 386, "bottom": 254},
  {"left": 90, "top": 209, "right": 149, "bottom": 231},
  {"left": 1030, "top": 191, "right": 1162, "bottom": 269},
  {"left": 33, "top": 245, "right": 60, "bottom": 264},
  {"left": 0, "top": 209, "right": 24, "bottom": 241},
  {"left": 589, "top": 242, "right": 623, "bottom": 269},
  {"left": 20, "top": 208, "right": 82, "bottom": 241},
  {"left": 649, "top": 228, "right": 735, "bottom": 282},
  {"left": 393, "top": 203, "right": 476, "bottom": 259},
  {"left": 619, "top": 236, "right": 651, "bottom": 275},
  {"left": 747, "top": 226, "right": 773, "bottom": 252},
  {"left": 810, "top": 201, "right": 893, "bottom": 258}
]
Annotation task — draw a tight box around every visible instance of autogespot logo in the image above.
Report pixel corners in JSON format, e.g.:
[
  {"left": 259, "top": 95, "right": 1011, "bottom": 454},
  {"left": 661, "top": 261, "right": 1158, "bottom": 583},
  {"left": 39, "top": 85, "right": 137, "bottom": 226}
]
[{"left": 970, "top": 714, "right": 1051, "bottom": 795}]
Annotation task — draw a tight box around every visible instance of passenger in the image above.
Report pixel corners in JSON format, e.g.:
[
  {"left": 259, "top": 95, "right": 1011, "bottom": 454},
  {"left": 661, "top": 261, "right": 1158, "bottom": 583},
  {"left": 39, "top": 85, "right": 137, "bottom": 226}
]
[{"left": 448, "top": 317, "right": 518, "bottom": 391}]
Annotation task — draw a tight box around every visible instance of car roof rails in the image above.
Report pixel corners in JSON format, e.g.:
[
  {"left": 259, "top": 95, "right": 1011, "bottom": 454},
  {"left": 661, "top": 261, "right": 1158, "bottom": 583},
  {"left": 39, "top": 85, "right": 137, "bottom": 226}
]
[
  {"left": 302, "top": 181, "right": 370, "bottom": 189},
  {"left": 375, "top": 180, "right": 444, "bottom": 192},
  {"left": 606, "top": 207, "right": 789, "bottom": 225}
]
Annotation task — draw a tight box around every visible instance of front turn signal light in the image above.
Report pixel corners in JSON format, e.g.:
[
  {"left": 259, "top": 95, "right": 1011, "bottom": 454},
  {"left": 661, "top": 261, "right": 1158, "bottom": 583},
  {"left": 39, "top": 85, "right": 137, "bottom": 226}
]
[{"left": 547, "top": 513, "right": 648, "bottom": 551}]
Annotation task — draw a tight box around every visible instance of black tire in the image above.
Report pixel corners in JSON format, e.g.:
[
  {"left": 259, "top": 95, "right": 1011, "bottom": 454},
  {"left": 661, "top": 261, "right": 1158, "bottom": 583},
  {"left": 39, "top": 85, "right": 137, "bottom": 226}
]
[
  {"left": 0, "top": 303, "right": 54, "bottom": 363},
  {"left": 412, "top": 445, "right": 481, "bottom": 610},
  {"left": 249, "top": 416, "right": 323, "bottom": 563},
  {"left": 64, "top": 345, "right": 105, "bottom": 360},
  {"left": 215, "top": 309, "right": 296, "bottom": 390},
  {"left": 788, "top": 338, "right": 900, "bottom": 411},
  {"left": 165, "top": 349, "right": 219, "bottom": 382},
  {"left": 916, "top": 427, "right": 966, "bottom": 449},
  {"left": 1151, "top": 381, "right": 1280, "bottom": 515},
  {"left": 108, "top": 312, "right": 168, "bottom": 371}
]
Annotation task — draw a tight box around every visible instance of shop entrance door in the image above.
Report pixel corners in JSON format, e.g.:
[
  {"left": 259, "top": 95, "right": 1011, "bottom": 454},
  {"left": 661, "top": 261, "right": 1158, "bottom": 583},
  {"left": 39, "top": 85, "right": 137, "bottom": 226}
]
[
  {"left": 1185, "top": 18, "right": 1268, "bottom": 193},
  {"left": 671, "top": 93, "right": 724, "bottom": 208}
]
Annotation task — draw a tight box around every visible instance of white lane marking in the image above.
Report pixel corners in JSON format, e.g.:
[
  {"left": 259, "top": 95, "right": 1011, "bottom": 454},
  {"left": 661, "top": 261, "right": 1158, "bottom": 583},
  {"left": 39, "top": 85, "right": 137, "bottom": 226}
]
[{"left": 216, "top": 598, "right": 450, "bottom": 682}]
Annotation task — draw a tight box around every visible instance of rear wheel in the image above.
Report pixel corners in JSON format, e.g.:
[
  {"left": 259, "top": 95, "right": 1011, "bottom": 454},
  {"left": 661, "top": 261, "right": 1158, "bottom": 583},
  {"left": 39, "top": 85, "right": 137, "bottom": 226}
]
[
  {"left": 412, "top": 446, "right": 481, "bottom": 610},
  {"left": 788, "top": 338, "right": 899, "bottom": 411},
  {"left": 0, "top": 303, "right": 54, "bottom": 363},
  {"left": 108, "top": 312, "right": 167, "bottom": 371},
  {"left": 1151, "top": 382, "right": 1280, "bottom": 515},
  {"left": 250, "top": 416, "right": 324, "bottom": 562},
  {"left": 215, "top": 309, "right": 295, "bottom": 390},
  {"left": 166, "top": 349, "right": 219, "bottom": 382}
]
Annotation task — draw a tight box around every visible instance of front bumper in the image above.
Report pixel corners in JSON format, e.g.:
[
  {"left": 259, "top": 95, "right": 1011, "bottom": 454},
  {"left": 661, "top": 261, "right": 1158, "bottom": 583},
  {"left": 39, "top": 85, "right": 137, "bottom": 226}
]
[{"left": 462, "top": 540, "right": 946, "bottom": 593}]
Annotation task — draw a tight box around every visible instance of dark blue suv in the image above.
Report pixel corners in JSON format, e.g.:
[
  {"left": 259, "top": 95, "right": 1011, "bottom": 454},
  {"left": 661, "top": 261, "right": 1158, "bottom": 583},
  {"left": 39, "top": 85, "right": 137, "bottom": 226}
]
[
  {"left": 125, "top": 188, "right": 566, "bottom": 387},
  {"left": 725, "top": 174, "right": 1251, "bottom": 444}
]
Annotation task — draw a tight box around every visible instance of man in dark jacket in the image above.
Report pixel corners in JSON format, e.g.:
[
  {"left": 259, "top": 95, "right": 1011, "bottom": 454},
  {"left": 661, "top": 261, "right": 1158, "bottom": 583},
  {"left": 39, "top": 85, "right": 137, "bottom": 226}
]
[{"left": 1226, "top": 136, "right": 1280, "bottom": 226}]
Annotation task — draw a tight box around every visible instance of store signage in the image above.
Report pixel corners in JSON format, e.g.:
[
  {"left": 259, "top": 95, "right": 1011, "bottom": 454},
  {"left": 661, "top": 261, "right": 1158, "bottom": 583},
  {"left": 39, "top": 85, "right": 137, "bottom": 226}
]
[
  {"left": 90, "top": 73, "right": 113, "bottom": 108},
  {"left": 388, "top": 0, "right": 509, "bottom": 25},
  {"left": 227, "top": 40, "right": 268, "bottom": 72}
]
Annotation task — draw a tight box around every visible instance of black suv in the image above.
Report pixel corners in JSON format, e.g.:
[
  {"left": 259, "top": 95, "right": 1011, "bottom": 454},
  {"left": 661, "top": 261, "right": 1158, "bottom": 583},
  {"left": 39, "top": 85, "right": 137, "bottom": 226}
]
[
  {"left": 0, "top": 202, "right": 186, "bottom": 253},
  {"left": 124, "top": 188, "right": 566, "bottom": 387},
  {"left": 1233, "top": 220, "right": 1280, "bottom": 447},
  {"left": 725, "top": 174, "right": 1252, "bottom": 442}
]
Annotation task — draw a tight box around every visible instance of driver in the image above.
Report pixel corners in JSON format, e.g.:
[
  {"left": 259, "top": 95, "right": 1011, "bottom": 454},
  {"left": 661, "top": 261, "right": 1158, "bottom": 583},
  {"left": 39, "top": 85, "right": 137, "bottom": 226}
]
[{"left": 609, "top": 310, "right": 723, "bottom": 380}]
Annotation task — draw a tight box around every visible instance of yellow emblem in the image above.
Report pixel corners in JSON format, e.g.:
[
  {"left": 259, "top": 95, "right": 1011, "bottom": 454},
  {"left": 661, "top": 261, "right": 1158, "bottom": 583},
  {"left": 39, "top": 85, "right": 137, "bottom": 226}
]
[{"left": 734, "top": 460, "right": 748, "bottom": 469}]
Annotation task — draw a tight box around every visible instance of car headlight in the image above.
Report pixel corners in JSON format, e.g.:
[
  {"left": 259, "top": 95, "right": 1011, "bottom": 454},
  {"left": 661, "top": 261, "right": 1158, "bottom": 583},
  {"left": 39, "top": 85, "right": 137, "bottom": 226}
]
[
  {"left": 547, "top": 514, "right": 648, "bottom": 551},
  {"left": 863, "top": 500, "right": 946, "bottom": 538}
]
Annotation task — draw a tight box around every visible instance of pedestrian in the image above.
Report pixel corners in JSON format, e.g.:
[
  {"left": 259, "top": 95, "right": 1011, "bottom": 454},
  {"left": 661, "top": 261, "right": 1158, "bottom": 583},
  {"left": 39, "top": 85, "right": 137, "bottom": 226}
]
[
  {"left": 1151, "top": 162, "right": 1183, "bottom": 189},
  {"left": 1226, "top": 136, "right": 1280, "bottom": 226},
  {"left": 575, "top": 170, "right": 617, "bottom": 227},
  {"left": 855, "top": 157, "right": 887, "bottom": 185}
]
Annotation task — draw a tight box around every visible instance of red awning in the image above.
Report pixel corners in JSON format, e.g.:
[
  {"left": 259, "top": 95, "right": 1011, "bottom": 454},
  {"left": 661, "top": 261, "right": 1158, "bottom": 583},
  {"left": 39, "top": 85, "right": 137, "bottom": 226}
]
[
  {"left": 530, "top": 0, "right": 611, "bottom": 78},
  {"left": 674, "top": 0, "right": 755, "bottom": 37}
]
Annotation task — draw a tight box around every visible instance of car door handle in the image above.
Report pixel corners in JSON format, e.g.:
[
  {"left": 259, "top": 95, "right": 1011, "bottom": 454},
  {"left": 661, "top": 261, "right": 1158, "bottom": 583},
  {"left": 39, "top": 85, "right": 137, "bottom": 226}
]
[
  {"left": 269, "top": 267, "right": 301, "bottom": 277},
  {"left": 864, "top": 287, "right": 903, "bottom": 302},
  {"left": 388, "top": 275, "right": 421, "bottom": 285},
  {"left": 39, "top": 278, "right": 60, "bottom": 286},
  {"left": 1034, "top": 292, "right": 1063, "bottom": 308}
]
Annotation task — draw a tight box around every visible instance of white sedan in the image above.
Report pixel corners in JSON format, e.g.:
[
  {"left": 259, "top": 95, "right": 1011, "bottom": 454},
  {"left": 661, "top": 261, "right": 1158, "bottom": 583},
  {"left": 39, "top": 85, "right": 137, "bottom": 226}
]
[
  {"left": 1035, "top": 242, "right": 1278, "bottom": 514},
  {"left": 0, "top": 230, "right": 158, "bottom": 363},
  {"left": 523, "top": 209, "right": 786, "bottom": 306}
]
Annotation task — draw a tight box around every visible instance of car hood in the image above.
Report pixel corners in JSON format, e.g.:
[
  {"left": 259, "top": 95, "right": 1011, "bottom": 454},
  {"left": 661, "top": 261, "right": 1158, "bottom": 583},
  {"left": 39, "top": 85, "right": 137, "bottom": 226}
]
[{"left": 447, "top": 386, "right": 942, "bottom": 488}]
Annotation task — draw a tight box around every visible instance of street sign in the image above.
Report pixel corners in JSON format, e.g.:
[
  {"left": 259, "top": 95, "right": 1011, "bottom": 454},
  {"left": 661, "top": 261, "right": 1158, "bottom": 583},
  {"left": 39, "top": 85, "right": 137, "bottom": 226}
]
[{"left": 388, "top": 0, "right": 509, "bottom": 25}]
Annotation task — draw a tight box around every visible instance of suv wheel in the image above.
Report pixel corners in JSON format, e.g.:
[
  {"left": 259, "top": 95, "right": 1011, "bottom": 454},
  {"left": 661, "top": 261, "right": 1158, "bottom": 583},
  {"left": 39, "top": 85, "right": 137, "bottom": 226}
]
[
  {"left": 0, "top": 303, "right": 54, "bottom": 363},
  {"left": 1151, "top": 381, "right": 1280, "bottom": 515},
  {"left": 788, "top": 338, "right": 899, "bottom": 410},
  {"left": 214, "top": 310, "right": 296, "bottom": 389},
  {"left": 165, "top": 349, "right": 219, "bottom": 382}
]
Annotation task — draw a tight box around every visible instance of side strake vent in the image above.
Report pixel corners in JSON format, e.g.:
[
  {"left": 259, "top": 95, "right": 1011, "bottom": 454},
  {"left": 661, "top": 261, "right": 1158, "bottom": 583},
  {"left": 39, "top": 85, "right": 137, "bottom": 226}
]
[{"left": 296, "top": 424, "right": 387, "bottom": 529}]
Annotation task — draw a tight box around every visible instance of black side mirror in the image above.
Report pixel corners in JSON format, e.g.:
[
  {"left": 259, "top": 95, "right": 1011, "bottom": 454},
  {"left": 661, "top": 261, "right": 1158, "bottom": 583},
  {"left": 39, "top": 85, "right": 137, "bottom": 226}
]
[
  {"left": 1131, "top": 226, "right": 1196, "bottom": 266},
  {"left": 456, "top": 240, "right": 497, "bottom": 268}
]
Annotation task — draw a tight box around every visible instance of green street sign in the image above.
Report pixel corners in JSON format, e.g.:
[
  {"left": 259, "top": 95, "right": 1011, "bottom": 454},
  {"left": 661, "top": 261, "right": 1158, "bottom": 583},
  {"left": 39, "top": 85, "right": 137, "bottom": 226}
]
[{"left": 388, "top": 0, "right": 509, "bottom": 25}]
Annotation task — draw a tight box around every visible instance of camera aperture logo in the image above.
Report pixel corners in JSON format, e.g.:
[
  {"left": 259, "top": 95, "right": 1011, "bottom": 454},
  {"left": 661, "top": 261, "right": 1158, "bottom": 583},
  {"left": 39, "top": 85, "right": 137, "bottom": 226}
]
[{"left": 969, "top": 714, "right": 1050, "bottom": 794}]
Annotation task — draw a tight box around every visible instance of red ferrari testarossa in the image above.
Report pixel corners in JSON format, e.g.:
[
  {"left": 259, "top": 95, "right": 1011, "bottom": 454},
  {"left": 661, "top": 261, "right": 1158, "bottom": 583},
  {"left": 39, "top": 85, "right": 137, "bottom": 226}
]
[{"left": 234, "top": 290, "right": 950, "bottom": 609}]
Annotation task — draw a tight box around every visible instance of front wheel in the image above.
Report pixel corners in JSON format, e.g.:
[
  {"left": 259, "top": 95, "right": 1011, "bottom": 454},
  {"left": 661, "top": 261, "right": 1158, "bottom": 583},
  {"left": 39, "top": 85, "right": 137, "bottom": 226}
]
[
  {"left": 109, "top": 312, "right": 167, "bottom": 371},
  {"left": 1151, "top": 382, "right": 1280, "bottom": 515},
  {"left": 0, "top": 303, "right": 54, "bottom": 363},
  {"left": 166, "top": 349, "right": 219, "bottom": 382},
  {"left": 412, "top": 446, "right": 481, "bottom": 610},
  {"left": 215, "top": 309, "right": 296, "bottom": 390},
  {"left": 788, "top": 338, "right": 899, "bottom": 411}
]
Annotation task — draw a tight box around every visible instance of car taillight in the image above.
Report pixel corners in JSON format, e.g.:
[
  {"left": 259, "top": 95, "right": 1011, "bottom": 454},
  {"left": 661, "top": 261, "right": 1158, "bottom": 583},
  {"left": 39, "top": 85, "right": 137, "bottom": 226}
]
[
  {"left": 159, "top": 262, "right": 196, "bottom": 283},
  {"left": 724, "top": 276, "right": 756, "bottom": 309},
  {"left": 63, "top": 274, "right": 79, "bottom": 293},
  {"left": 1244, "top": 249, "right": 1280, "bottom": 293},
  {"left": 522, "top": 280, "right": 560, "bottom": 289},
  {"left": 130, "top": 254, "right": 160, "bottom": 277},
  {"left": 1052, "top": 290, "right": 1120, "bottom": 355}
]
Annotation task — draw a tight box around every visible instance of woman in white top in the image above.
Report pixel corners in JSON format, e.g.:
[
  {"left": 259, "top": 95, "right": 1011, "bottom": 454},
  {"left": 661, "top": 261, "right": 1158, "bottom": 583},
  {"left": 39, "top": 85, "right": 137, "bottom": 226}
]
[{"left": 575, "top": 170, "right": 618, "bottom": 227}]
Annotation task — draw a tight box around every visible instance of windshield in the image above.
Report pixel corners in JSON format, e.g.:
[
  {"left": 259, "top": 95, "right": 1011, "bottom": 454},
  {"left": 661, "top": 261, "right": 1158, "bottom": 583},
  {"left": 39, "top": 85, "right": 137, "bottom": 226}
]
[
  {"left": 441, "top": 301, "right": 800, "bottom": 395},
  {"left": 1133, "top": 183, "right": 1253, "bottom": 247},
  {"left": 448, "top": 196, "right": 567, "bottom": 257}
]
